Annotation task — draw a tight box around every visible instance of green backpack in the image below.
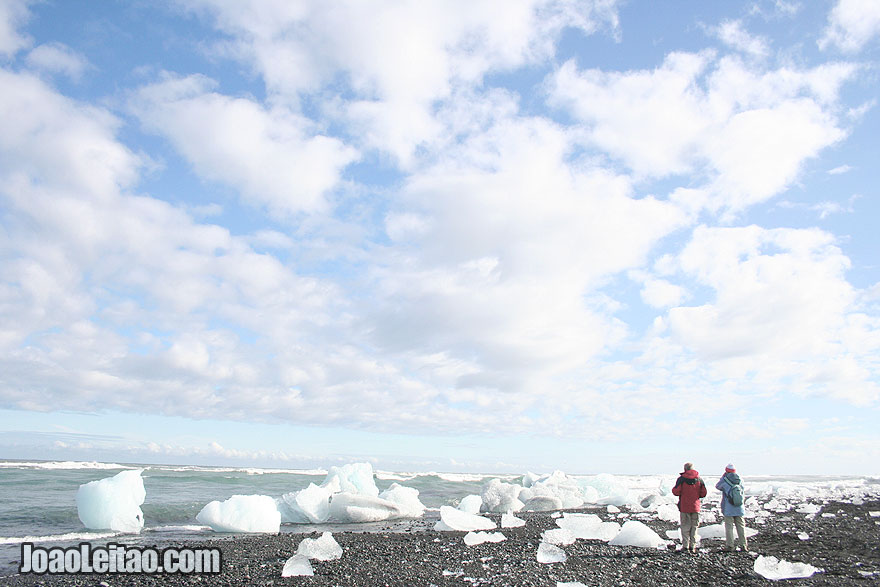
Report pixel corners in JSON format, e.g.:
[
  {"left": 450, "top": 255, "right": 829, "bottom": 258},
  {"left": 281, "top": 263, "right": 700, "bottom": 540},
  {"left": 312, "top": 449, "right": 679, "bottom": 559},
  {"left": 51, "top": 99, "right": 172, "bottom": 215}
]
[{"left": 727, "top": 482, "right": 744, "bottom": 507}]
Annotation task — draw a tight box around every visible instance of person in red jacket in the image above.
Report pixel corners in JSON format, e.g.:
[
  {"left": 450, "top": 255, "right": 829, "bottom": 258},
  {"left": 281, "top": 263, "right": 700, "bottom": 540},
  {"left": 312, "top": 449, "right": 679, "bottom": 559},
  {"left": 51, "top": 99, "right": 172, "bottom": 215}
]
[{"left": 671, "top": 462, "right": 707, "bottom": 553}]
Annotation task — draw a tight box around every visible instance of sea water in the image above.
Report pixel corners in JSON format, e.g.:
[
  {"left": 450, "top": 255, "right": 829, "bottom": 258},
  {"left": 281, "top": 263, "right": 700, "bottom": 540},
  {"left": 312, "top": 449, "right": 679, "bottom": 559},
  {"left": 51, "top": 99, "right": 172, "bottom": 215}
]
[
  {"left": 0, "top": 460, "right": 493, "bottom": 573},
  {"left": 1, "top": 460, "right": 877, "bottom": 574}
]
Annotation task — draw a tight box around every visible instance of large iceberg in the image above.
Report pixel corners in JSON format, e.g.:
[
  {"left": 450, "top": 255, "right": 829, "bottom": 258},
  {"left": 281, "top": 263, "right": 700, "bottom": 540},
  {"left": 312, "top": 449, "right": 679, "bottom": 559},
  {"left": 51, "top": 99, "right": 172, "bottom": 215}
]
[
  {"left": 76, "top": 470, "right": 146, "bottom": 533},
  {"left": 196, "top": 495, "right": 281, "bottom": 533},
  {"left": 481, "top": 479, "right": 524, "bottom": 513},
  {"left": 278, "top": 462, "right": 425, "bottom": 524}
]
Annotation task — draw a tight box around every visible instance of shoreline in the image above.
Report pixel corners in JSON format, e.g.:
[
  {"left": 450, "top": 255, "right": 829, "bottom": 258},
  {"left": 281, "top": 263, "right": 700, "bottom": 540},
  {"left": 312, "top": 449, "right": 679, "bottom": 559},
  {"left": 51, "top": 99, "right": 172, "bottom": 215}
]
[{"left": 3, "top": 499, "right": 878, "bottom": 585}]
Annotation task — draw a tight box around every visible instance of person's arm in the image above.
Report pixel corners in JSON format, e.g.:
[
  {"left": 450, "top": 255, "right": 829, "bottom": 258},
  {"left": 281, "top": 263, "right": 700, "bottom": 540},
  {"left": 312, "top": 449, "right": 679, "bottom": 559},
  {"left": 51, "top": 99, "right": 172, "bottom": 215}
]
[
  {"left": 699, "top": 479, "right": 707, "bottom": 498},
  {"left": 671, "top": 477, "right": 683, "bottom": 496}
]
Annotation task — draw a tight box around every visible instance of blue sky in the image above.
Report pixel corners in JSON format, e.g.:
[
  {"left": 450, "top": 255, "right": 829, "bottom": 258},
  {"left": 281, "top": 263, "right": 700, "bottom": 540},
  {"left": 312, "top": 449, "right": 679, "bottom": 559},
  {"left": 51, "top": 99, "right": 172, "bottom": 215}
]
[{"left": 1, "top": 0, "right": 879, "bottom": 475}]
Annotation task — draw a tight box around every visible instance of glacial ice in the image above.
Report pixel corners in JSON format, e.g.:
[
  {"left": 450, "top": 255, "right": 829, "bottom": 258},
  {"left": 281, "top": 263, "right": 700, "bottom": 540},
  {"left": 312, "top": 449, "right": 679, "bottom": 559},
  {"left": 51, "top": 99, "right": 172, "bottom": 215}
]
[
  {"left": 76, "top": 470, "right": 146, "bottom": 533},
  {"left": 458, "top": 494, "right": 484, "bottom": 515},
  {"left": 481, "top": 478, "right": 524, "bottom": 513},
  {"left": 196, "top": 495, "right": 281, "bottom": 533},
  {"left": 281, "top": 554, "right": 313, "bottom": 577},
  {"left": 655, "top": 503, "right": 679, "bottom": 522},
  {"left": 557, "top": 583, "right": 588, "bottom": 587},
  {"left": 537, "top": 541, "right": 566, "bottom": 563},
  {"left": 501, "top": 511, "right": 526, "bottom": 528},
  {"left": 542, "top": 528, "right": 576, "bottom": 546},
  {"left": 380, "top": 483, "right": 426, "bottom": 518},
  {"left": 522, "top": 495, "right": 563, "bottom": 511},
  {"left": 696, "top": 524, "right": 759, "bottom": 540},
  {"left": 277, "top": 462, "right": 425, "bottom": 524},
  {"left": 556, "top": 513, "right": 620, "bottom": 542},
  {"left": 322, "top": 462, "right": 379, "bottom": 497},
  {"left": 463, "top": 531, "right": 506, "bottom": 546},
  {"left": 297, "top": 532, "right": 342, "bottom": 561},
  {"left": 608, "top": 520, "right": 666, "bottom": 549},
  {"left": 278, "top": 483, "right": 331, "bottom": 523},
  {"left": 754, "top": 555, "right": 822, "bottom": 580},
  {"left": 434, "top": 505, "right": 496, "bottom": 531}
]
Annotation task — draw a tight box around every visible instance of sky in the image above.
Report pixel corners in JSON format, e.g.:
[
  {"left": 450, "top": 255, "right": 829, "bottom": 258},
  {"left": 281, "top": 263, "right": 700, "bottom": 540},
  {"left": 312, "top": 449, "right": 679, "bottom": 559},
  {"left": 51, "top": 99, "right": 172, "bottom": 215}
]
[{"left": 1, "top": 0, "right": 879, "bottom": 476}]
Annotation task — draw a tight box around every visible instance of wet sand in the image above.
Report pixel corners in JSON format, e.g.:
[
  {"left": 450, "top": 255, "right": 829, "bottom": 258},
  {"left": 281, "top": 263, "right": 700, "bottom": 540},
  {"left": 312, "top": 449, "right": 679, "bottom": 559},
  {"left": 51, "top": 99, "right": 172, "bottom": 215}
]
[{"left": 3, "top": 498, "right": 878, "bottom": 586}]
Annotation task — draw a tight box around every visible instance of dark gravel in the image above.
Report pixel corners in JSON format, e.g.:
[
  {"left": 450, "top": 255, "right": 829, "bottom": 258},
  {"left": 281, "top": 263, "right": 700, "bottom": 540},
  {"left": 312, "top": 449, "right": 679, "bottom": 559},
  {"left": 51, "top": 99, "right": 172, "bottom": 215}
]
[{"left": 3, "top": 499, "right": 878, "bottom": 586}]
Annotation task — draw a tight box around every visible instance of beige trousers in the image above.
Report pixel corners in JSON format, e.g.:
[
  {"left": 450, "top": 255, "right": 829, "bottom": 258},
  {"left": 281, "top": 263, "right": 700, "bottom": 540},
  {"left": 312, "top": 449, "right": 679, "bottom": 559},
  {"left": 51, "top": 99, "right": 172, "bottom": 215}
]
[
  {"left": 680, "top": 512, "right": 700, "bottom": 550},
  {"left": 724, "top": 516, "right": 748, "bottom": 549}
]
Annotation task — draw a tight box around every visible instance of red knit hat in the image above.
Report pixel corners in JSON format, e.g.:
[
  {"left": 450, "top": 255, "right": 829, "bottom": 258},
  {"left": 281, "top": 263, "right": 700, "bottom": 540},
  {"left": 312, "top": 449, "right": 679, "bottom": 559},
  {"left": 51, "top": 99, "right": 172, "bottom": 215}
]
[{"left": 725, "top": 463, "right": 736, "bottom": 473}]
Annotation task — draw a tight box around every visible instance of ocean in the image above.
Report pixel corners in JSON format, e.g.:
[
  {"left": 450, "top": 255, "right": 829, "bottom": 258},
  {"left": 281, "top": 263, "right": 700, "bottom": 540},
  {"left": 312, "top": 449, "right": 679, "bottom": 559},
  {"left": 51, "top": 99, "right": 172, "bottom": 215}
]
[{"left": 2, "top": 460, "right": 877, "bottom": 575}]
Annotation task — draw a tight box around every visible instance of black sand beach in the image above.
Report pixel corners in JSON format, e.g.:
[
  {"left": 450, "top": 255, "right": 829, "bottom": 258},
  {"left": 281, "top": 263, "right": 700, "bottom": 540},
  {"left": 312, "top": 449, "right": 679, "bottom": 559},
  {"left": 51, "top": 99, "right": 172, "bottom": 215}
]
[{"left": 3, "top": 499, "right": 878, "bottom": 586}]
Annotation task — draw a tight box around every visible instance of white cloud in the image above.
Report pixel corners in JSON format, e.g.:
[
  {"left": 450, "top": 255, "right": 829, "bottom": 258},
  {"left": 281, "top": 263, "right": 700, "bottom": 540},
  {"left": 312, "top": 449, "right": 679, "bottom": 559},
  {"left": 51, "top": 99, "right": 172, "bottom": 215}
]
[
  {"left": 548, "top": 52, "right": 856, "bottom": 211},
  {"left": 130, "top": 74, "right": 358, "bottom": 217},
  {"left": 181, "top": 0, "right": 621, "bottom": 164},
  {"left": 25, "top": 42, "right": 89, "bottom": 80},
  {"left": 820, "top": 0, "right": 880, "bottom": 52},
  {"left": 713, "top": 20, "right": 770, "bottom": 57},
  {"left": 0, "top": 0, "right": 30, "bottom": 57}
]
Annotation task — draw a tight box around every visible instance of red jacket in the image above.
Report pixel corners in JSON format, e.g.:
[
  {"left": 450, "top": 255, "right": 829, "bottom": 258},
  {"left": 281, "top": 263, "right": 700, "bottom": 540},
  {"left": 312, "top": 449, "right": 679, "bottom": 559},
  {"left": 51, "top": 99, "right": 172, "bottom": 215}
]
[{"left": 671, "top": 469, "right": 707, "bottom": 513}]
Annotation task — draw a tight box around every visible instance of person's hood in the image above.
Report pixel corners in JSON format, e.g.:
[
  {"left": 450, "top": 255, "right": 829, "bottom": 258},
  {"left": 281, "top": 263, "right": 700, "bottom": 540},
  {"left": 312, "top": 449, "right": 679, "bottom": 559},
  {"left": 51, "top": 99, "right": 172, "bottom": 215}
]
[
  {"left": 681, "top": 469, "right": 699, "bottom": 479},
  {"left": 725, "top": 472, "right": 741, "bottom": 485}
]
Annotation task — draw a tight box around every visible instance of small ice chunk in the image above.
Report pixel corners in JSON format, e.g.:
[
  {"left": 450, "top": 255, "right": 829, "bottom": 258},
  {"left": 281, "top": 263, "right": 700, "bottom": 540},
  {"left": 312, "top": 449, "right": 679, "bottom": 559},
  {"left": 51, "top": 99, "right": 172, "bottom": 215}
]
[
  {"left": 606, "top": 505, "right": 620, "bottom": 513},
  {"left": 281, "top": 554, "right": 313, "bottom": 577},
  {"left": 542, "top": 528, "right": 576, "bottom": 546},
  {"left": 537, "top": 541, "right": 566, "bottom": 564},
  {"left": 434, "top": 505, "right": 496, "bottom": 531},
  {"left": 798, "top": 532, "right": 810, "bottom": 540},
  {"left": 557, "top": 583, "right": 588, "bottom": 587},
  {"left": 696, "top": 524, "right": 758, "bottom": 540},
  {"left": 868, "top": 511, "right": 880, "bottom": 518},
  {"left": 196, "top": 495, "right": 281, "bottom": 533},
  {"left": 556, "top": 513, "right": 620, "bottom": 542},
  {"left": 608, "top": 520, "right": 666, "bottom": 549},
  {"left": 501, "top": 511, "right": 526, "bottom": 528},
  {"left": 297, "top": 532, "right": 342, "bottom": 561},
  {"left": 655, "top": 504, "right": 679, "bottom": 522},
  {"left": 463, "top": 531, "right": 506, "bottom": 546},
  {"left": 754, "top": 555, "right": 822, "bottom": 580},
  {"left": 76, "top": 470, "right": 146, "bottom": 533},
  {"left": 796, "top": 503, "right": 820, "bottom": 515},
  {"left": 458, "top": 494, "right": 484, "bottom": 515}
]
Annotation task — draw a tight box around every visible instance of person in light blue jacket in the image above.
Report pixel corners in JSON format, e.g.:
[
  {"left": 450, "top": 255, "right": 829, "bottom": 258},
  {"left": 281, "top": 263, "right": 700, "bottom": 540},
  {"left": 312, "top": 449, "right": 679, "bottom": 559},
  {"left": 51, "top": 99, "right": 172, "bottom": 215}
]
[{"left": 715, "top": 463, "right": 748, "bottom": 551}]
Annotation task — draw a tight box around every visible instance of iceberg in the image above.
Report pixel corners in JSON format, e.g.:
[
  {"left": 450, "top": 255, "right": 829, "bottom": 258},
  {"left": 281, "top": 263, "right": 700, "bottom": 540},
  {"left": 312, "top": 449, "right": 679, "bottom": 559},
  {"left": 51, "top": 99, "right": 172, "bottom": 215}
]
[
  {"left": 278, "top": 483, "right": 331, "bottom": 523},
  {"left": 608, "top": 520, "right": 666, "bottom": 548},
  {"left": 278, "top": 463, "right": 425, "bottom": 524},
  {"left": 520, "top": 471, "right": 585, "bottom": 510},
  {"left": 434, "top": 505, "right": 496, "bottom": 531},
  {"left": 281, "top": 554, "right": 313, "bottom": 577},
  {"left": 754, "top": 555, "right": 822, "bottom": 580},
  {"left": 481, "top": 479, "right": 524, "bottom": 513},
  {"left": 463, "top": 531, "right": 506, "bottom": 546},
  {"left": 556, "top": 513, "right": 620, "bottom": 542},
  {"left": 655, "top": 503, "right": 679, "bottom": 522},
  {"left": 696, "top": 524, "right": 758, "bottom": 540},
  {"left": 76, "top": 470, "right": 146, "bottom": 533},
  {"left": 321, "top": 462, "right": 379, "bottom": 497},
  {"left": 537, "top": 541, "right": 566, "bottom": 564},
  {"left": 522, "top": 495, "right": 564, "bottom": 511},
  {"left": 297, "top": 532, "right": 343, "bottom": 561},
  {"left": 458, "top": 494, "right": 484, "bottom": 515},
  {"left": 380, "top": 483, "right": 426, "bottom": 518},
  {"left": 328, "top": 493, "right": 403, "bottom": 523},
  {"left": 196, "top": 495, "right": 280, "bottom": 533}
]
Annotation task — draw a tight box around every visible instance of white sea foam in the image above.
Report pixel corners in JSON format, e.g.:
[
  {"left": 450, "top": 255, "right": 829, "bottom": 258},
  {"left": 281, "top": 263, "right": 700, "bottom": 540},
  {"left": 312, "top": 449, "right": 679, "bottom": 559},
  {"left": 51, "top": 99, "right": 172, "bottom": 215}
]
[
  {"left": 0, "top": 531, "right": 120, "bottom": 545},
  {"left": 0, "top": 460, "right": 134, "bottom": 470}
]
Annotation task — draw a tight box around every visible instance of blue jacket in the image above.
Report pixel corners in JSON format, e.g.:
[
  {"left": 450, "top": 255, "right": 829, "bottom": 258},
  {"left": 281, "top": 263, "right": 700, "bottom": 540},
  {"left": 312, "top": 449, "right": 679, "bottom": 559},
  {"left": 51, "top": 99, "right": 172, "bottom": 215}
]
[{"left": 715, "top": 472, "right": 745, "bottom": 517}]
